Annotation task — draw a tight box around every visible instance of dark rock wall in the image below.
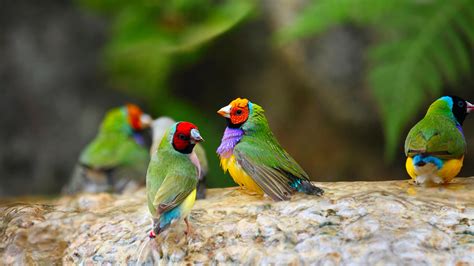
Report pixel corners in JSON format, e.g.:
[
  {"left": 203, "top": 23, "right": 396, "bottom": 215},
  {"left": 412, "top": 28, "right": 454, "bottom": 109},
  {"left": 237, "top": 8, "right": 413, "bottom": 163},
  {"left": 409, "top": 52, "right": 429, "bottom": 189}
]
[{"left": 0, "top": 0, "right": 143, "bottom": 196}]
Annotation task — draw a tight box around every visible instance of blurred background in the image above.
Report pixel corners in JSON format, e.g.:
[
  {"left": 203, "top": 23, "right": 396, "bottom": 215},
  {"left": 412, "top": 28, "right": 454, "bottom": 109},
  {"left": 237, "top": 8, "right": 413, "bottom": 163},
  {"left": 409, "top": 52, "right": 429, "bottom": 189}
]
[{"left": 1, "top": 0, "right": 474, "bottom": 196}]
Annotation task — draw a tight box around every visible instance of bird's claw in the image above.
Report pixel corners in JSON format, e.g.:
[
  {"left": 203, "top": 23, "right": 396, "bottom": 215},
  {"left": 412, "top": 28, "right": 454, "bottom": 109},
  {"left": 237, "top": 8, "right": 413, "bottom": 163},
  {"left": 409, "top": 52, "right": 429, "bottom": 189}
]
[{"left": 184, "top": 217, "right": 195, "bottom": 239}]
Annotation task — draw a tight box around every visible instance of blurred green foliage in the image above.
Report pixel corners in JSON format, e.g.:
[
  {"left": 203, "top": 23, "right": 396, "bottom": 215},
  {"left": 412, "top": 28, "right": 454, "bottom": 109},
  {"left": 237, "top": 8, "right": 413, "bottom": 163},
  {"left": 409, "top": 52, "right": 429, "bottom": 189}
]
[
  {"left": 79, "top": 0, "right": 254, "bottom": 187},
  {"left": 81, "top": 0, "right": 253, "bottom": 103},
  {"left": 278, "top": 0, "right": 474, "bottom": 161}
]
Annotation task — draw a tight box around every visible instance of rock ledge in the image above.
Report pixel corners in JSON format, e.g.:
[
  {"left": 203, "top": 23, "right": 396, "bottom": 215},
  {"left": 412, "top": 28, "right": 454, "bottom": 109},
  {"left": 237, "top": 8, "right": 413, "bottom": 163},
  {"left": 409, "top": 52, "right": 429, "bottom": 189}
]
[{"left": 1, "top": 178, "right": 473, "bottom": 265}]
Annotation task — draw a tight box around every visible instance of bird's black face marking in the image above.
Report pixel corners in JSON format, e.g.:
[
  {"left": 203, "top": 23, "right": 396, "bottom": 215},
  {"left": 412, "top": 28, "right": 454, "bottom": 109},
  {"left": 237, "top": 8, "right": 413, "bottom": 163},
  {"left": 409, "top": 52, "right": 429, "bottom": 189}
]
[
  {"left": 178, "top": 133, "right": 189, "bottom": 141},
  {"left": 449, "top": 95, "right": 468, "bottom": 125},
  {"left": 226, "top": 118, "right": 244, "bottom": 129}
]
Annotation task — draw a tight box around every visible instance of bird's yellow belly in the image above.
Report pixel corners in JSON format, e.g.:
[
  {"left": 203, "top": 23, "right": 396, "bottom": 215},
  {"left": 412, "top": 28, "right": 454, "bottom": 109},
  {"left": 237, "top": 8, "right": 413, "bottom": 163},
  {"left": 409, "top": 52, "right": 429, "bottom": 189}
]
[
  {"left": 220, "top": 155, "right": 263, "bottom": 194},
  {"left": 406, "top": 156, "right": 464, "bottom": 183},
  {"left": 179, "top": 189, "right": 196, "bottom": 218}
]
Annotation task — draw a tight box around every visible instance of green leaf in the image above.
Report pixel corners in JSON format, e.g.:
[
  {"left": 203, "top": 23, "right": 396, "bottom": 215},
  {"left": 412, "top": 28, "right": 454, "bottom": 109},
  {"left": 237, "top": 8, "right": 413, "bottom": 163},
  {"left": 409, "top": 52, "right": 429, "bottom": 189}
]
[
  {"left": 85, "top": 0, "right": 254, "bottom": 101},
  {"left": 276, "top": 0, "right": 401, "bottom": 43},
  {"left": 162, "top": 0, "right": 254, "bottom": 53}
]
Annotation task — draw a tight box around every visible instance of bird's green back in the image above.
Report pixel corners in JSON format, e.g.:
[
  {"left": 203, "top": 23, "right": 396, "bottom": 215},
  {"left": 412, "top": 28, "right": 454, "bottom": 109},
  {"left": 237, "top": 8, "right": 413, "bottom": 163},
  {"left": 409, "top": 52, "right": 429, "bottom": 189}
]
[
  {"left": 405, "top": 100, "right": 466, "bottom": 159},
  {"left": 238, "top": 104, "right": 309, "bottom": 178},
  {"left": 80, "top": 134, "right": 149, "bottom": 169},
  {"left": 100, "top": 107, "right": 133, "bottom": 134},
  {"left": 79, "top": 107, "right": 149, "bottom": 170}
]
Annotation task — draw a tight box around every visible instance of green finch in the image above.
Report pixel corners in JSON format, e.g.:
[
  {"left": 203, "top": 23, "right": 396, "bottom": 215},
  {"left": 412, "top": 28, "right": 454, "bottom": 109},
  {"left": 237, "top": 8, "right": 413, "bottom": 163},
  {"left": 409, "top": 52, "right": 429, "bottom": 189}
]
[
  {"left": 64, "top": 104, "right": 152, "bottom": 194},
  {"left": 147, "top": 121, "right": 203, "bottom": 238},
  {"left": 150, "top": 117, "right": 208, "bottom": 199},
  {"left": 405, "top": 95, "right": 473, "bottom": 184},
  {"left": 217, "top": 98, "right": 324, "bottom": 201}
]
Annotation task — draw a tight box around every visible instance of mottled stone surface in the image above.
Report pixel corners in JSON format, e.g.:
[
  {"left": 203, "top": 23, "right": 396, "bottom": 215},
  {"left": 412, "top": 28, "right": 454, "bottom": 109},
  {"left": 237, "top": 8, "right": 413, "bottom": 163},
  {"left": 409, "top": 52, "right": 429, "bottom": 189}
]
[{"left": 1, "top": 178, "right": 474, "bottom": 265}]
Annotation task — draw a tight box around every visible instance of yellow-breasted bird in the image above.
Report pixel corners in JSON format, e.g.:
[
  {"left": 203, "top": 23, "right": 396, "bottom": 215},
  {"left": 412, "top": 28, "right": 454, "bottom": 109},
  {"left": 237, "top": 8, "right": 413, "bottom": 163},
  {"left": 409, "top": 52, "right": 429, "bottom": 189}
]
[
  {"left": 146, "top": 122, "right": 203, "bottom": 238},
  {"left": 216, "top": 98, "right": 324, "bottom": 201},
  {"left": 405, "top": 95, "right": 474, "bottom": 184}
]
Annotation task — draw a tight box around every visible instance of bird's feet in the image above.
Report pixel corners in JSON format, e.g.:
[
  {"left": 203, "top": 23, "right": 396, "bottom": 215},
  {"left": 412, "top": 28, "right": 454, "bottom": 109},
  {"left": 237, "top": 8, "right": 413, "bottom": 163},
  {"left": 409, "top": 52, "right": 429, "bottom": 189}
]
[
  {"left": 237, "top": 187, "right": 262, "bottom": 196},
  {"left": 414, "top": 175, "right": 427, "bottom": 186},
  {"left": 149, "top": 217, "right": 160, "bottom": 239},
  {"left": 225, "top": 186, "right": 244, "bottom": 197},
  {"left": 184, "top": 217, "right": 195, "bottom": 239},
  {"left": 431, "top": 176, "right": 444, "bottom": 185}
]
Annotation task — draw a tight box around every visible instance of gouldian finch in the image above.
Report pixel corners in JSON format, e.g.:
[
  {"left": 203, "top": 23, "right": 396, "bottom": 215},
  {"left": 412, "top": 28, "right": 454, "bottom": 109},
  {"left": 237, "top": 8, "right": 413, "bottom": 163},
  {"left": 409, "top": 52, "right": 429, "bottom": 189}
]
[
  {"left": 405, "top": 96, "right": 473, "bottom": 184},
  {"left": 216, "top": 98, "right": 324, "bottom": 201},
  {"left": 146, "top": 122, "right": 203, "bottom": 238},
  {"left": 64, "top": 104, "right": 152, "bottom": 194},
  {"left": 150, "top": 117, "right": 209, "bottom": 199}
]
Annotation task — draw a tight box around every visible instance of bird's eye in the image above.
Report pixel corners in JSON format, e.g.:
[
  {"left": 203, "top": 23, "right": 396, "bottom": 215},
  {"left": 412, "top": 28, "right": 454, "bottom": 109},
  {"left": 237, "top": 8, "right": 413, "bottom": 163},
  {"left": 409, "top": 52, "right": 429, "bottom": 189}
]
[
  {"left": 179, "top": 134, "right": 186, "bottom": 140},
  {"left": 458, "top": 101, "right": 465, "bottom": 108},
  {"left": 236, "top": 109, "right": 243, "bottom": 115}
]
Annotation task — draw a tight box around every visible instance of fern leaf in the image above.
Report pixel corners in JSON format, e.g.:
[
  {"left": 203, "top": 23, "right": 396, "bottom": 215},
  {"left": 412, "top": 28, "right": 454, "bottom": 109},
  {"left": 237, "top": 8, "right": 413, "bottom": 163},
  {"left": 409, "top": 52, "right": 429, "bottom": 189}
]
[
  {"left": 454, "top": 10, "right": 474, "bottom": 44},
  {"left": 276, "top": 0, "right": 401, "bottom": 43},
  {"left": 162, "top": 1, "right": 254, "bottom": 53},
  {"left": 277, "top": 0, "right": 474, "bottom": 160}
]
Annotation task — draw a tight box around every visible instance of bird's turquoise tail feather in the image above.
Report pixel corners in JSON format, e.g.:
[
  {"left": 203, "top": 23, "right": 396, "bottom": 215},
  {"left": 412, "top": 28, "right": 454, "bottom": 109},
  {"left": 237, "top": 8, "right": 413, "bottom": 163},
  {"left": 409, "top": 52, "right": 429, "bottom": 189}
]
[
  {"left": 153, "top": 207, "right": 181, "bottom": 235},
  {"left": 290, "top": 179, "right": 324, "bottom": 196}
]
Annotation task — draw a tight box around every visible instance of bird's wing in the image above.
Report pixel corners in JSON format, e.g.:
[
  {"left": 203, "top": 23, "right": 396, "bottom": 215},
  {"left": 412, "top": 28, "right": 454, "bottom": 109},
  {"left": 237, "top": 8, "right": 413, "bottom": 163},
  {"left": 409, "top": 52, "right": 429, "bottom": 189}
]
[
  {"left": 80, "top": 133, "right": 148, "bottom": 170},
  {"left": 152, "top": 173, "right": 198, "bottom": 214},
  {"left": 234, "top": 136, "right": 309, "bottom": 201},
  {"left": 405, "top": 116, "right": 466, "bottom": 159}
]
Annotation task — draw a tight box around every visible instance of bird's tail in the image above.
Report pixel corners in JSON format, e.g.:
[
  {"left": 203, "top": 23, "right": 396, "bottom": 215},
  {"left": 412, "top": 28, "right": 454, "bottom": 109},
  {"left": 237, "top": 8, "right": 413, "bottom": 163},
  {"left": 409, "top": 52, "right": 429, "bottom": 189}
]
[
  {"left": 152, "top": 219, "right": 170, "bottom": 237},
  {"left": 290, "top": 179, "right": 324, "bottom": 196}
]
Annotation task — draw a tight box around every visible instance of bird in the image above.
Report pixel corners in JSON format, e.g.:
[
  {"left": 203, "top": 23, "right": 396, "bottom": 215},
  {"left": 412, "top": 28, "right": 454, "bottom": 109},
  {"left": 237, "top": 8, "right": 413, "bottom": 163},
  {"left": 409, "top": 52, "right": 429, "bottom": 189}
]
[
  {"left": 216, "top": 98, "right": 324, "bottom": 201},
  {"left": 405, "top": 95, "right": 473, "bottom": 185},
  {"left": 150, "top": 117, "right": 209, "bottom": 199},
  {"left": 64, "top": 104, "right": 152, "bottom": 194},
  {"left": 146, "top": 121, "right": 203, "bottom": 238}
]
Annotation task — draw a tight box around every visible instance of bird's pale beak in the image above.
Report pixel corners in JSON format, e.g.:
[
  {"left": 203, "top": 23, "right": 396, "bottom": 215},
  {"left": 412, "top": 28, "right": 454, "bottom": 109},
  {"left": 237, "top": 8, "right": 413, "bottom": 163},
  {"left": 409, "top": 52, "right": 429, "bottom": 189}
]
[
  {"left": 217, "top": 105, "right": 231, "bottom": 118},
  {"left": 467, "top": 101, "right": 474, "bottom": 113},
  {"left": 190, "top": 128, "right": 204, "bottom": 144},
  {"left": 140, "top": 114, "right": 153, "bottom": 128}
]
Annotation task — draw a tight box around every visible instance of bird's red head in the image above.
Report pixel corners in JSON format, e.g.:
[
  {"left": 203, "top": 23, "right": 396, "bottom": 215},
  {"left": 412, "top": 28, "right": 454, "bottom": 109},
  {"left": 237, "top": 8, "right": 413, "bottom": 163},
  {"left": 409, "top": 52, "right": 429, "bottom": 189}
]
[
  {"left": 217, "top": 98, "right": 250, "bottom": 126},
  {"left": 172, "top": 122, "right": 204, "bottom": 154},
  {"left": 126, "top": 104, "right": 152, "bottom": 131}
]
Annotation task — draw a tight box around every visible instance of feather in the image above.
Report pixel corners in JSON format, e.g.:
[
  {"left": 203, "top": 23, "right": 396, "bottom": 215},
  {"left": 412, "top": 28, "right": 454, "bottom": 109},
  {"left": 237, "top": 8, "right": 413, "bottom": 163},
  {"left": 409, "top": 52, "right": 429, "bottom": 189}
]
[{"left": 219, "top": 101, "right": 323, "bottom": 201}]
